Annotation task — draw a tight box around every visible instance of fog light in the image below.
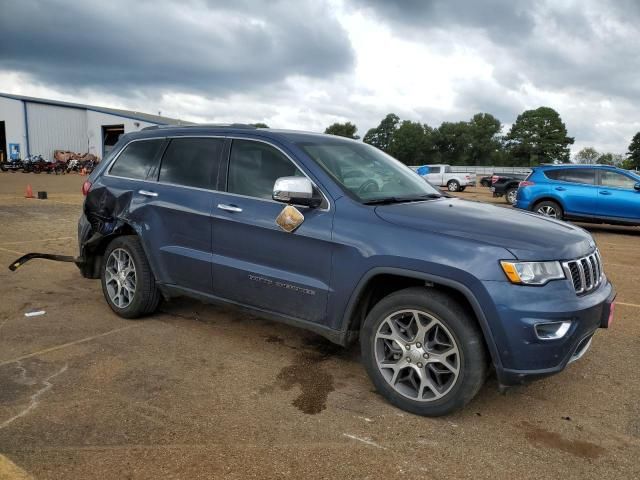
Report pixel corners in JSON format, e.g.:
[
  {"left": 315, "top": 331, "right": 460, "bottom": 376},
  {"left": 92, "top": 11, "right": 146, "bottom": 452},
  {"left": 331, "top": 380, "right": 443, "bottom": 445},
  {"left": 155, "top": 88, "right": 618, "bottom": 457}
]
[{"left": 535, "top": 321, "right": 572, "bottom": 340}]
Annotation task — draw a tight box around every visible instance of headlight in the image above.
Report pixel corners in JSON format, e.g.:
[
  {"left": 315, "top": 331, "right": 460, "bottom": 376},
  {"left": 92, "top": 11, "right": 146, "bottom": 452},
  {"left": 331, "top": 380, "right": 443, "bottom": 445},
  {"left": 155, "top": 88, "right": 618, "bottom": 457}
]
[{"left": 500, "top": 260, "right": 565, "bottom": 285}]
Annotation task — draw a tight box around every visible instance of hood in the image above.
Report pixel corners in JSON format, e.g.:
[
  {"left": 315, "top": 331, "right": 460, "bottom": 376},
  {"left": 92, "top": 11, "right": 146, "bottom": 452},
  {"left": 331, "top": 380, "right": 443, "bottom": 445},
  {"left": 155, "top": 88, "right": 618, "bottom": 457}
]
[{"left": 375, "top": 198, "right": 595, "bottom": 260}]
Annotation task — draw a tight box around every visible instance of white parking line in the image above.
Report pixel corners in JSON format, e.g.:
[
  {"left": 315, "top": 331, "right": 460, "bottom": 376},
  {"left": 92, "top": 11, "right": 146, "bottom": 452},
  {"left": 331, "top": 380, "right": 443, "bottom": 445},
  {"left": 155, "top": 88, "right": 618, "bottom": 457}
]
[{"left": 617, "top": 302, "right": 640, "bottom": 309}]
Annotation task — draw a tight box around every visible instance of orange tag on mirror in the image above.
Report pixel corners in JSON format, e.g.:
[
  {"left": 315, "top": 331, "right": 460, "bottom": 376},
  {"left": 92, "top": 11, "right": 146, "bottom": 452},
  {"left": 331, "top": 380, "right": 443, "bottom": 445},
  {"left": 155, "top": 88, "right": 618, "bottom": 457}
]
[{"left": 276, "top": 205, "right": 304, "bottom": 232}]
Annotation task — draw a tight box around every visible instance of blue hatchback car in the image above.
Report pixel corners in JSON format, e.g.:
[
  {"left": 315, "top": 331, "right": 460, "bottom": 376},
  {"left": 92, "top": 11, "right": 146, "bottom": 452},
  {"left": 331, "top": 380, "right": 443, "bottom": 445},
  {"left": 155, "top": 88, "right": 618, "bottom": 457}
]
[{"left": 516, "top": 164, "right": 640, "bottom": 225}]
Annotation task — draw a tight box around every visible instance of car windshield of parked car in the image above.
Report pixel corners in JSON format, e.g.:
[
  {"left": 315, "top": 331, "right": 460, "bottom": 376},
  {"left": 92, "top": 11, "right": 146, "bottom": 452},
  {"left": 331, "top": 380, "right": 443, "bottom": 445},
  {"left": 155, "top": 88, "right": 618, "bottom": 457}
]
[{"left": 297, "top": 139, "right": 441, "bottom": 202}]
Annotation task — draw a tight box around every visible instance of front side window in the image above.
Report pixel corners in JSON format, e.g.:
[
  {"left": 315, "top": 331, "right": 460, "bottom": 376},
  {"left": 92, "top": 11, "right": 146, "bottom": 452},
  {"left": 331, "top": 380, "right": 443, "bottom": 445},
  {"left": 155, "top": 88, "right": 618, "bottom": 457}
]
[
  {"left": 600, "top": 170, "right": 637, "bottom": 189},
  {"left": 109, "top": 139, "right": 164, "bottom": 180},
  {"left": 227, "top": 139, "right": 303, "bottom": 199},
  {"left": 430, "top": 166, "right": 441, "bottom": 174},
  {"left": 545, "top": 168, "right": 596, "bottom": 185},
  {"left": 159, "top": 138, "right": 223, "bottom": 189},
  {"left": 297, "top": 138, "right": 441, "bottom": 202}
]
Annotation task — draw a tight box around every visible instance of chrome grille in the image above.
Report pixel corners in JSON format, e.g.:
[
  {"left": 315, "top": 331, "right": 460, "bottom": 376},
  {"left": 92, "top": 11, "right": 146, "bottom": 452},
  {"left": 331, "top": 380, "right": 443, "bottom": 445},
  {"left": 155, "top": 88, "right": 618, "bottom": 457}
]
[{"left": 562, "top": 250, "right": 604, "bottom": 295}]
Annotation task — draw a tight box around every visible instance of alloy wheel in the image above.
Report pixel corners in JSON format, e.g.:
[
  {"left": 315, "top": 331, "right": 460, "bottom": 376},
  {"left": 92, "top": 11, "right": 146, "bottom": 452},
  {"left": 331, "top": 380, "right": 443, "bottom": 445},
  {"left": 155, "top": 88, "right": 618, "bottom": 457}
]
[
  {"left": 105, "top": 248, "right": 137, "bottom": 308},
  {"left": 374, "top": 309, "right": 460, "bottom": 402},
  {"left": 537, "top": 205, "right": 557, "bottom": 217},
  {"left": 507, "top": 190, "right": 517, "bottom": 205}
]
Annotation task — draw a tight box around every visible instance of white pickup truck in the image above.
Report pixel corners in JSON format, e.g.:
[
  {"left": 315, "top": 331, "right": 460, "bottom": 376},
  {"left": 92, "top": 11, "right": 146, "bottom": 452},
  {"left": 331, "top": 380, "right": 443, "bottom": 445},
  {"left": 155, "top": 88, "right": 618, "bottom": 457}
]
[{"left": 419, "top": 164, "right": 475, "bottom": 192}]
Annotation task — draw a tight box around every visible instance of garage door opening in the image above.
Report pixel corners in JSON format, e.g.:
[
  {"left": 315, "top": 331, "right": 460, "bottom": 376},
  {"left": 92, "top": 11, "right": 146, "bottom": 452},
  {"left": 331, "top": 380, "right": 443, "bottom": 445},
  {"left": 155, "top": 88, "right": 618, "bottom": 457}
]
[
  {"left": 102, "top": 124, "right": 125, "bottom": 159},
  {"left": 0, "top": 121, "right": 6, "bottom": 162}
]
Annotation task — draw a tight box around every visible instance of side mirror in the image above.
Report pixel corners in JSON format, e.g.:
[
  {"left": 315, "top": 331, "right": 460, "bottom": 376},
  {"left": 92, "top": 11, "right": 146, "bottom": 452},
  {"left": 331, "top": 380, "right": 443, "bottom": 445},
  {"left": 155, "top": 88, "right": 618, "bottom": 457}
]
[
  {"left": 634, "top": 183, "right": 640, "bottom": 191},
  {"left": 273, "top": 176, "right": 322, "bottom": 208}
]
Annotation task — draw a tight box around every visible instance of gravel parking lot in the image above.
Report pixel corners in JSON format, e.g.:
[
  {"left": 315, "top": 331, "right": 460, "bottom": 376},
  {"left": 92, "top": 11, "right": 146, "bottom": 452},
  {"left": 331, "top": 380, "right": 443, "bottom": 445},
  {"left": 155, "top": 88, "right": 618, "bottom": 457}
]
[{"left": 0, "top": 173, "right": 638, "bottom": 479}]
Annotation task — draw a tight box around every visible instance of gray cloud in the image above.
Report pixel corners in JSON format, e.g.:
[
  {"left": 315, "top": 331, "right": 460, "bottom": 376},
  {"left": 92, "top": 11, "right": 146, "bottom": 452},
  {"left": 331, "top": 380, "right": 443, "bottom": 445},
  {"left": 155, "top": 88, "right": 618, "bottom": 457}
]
[
  {"left": 353, "top": 0, "right": 640, "bottom": 103},
  {"left": 0, "top": 0, "right": 354, "bottom": 95}
]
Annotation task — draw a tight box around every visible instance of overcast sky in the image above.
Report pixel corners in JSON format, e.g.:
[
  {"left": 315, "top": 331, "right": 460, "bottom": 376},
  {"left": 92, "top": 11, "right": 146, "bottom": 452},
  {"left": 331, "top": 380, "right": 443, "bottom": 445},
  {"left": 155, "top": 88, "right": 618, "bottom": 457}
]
[{"left": 1, "top": 0, "right": 638, "bottom": 155}]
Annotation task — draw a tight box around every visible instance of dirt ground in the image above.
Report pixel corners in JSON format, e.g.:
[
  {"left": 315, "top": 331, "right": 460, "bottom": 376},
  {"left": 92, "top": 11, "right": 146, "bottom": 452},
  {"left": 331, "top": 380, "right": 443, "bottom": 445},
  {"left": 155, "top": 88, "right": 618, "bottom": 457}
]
[{"left": 0, "top": 173, "right": 638, "bottom": 479}]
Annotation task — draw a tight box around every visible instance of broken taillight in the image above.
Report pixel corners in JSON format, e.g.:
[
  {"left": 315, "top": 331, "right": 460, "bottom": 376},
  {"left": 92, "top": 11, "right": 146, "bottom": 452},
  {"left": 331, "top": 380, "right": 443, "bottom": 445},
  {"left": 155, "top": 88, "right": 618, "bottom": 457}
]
[
  {"left": 519, "top": 180, "right": 535, "bottom": 187},
  {"left": 82, "top": 180, "right": 92, "bottom": 196}
]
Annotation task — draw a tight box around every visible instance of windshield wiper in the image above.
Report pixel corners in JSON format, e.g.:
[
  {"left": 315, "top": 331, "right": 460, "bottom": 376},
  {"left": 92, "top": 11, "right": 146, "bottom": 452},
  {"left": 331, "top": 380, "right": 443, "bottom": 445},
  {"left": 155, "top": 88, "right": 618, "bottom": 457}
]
[{"left": 363, "top": 193, "right": 442, "bottom": 205}]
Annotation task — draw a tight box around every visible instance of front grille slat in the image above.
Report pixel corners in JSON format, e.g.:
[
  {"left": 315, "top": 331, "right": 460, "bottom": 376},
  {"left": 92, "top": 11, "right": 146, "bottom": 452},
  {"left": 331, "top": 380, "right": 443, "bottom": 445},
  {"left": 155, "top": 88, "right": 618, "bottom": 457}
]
[{"left": 563, "top": 250, "right": 604, "bottom": 296}]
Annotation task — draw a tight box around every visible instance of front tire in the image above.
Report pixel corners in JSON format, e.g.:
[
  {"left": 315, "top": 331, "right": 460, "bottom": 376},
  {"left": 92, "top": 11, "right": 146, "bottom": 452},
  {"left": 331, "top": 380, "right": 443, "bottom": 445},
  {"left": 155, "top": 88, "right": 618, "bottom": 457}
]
[
  {"left": 534, "top": 200, "right": 563, "bottom": 220},
  {"left": 361, "top": 287, "right": 488, "bottom": 416},
  {"left": 101, "top": 236, "right": 161, "bottom": 319},
  {"left": 447, "top": 180, "right": 460, "bottom": 192}
]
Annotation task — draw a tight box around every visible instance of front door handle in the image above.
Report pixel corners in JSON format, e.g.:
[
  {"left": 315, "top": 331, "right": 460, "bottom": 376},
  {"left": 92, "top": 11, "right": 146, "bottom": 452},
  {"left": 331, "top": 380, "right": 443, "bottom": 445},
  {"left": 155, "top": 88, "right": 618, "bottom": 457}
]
[
  {"left": 555, "top": 186, "right": 566, "bottom": 191},
  {"left": 138, "top": 190, "right": 158, "bottom": 197},
  {"left": 599, "top": 191, "right": 612, "bottom": 195},
  {"left": 217, "top": 203, "right": 243, "bottom": 213}
]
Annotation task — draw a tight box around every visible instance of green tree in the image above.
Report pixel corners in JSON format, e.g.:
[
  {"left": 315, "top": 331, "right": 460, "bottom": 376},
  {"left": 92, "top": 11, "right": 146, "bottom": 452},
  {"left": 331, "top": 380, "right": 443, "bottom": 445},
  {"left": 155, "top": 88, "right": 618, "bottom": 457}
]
[
  {"left": 467, "top": 113, "right": 503, "bottom": 166},
  {"left": 432, "top": 121, "right": 473, "bottom": 165},
  {"left": 363, "top": 113, "right": 400, "bottom": 152},
  {"left": 626, "top": 132, "right": 640, "bottom": 169},
  {"left": 574, "top": 147, "right": 599, "bottom": 164},
  {"left": 388, "top": 120, "right": 427, "bottom": 165},
  {"left": 250, "top": 123, "right": 269, "bottom": 128},
  {"left": 324, "top": 121, "right": 359, "bottom": 139},
  {"left": 505, "top": 107, "right": 574, "bottom": 165}
]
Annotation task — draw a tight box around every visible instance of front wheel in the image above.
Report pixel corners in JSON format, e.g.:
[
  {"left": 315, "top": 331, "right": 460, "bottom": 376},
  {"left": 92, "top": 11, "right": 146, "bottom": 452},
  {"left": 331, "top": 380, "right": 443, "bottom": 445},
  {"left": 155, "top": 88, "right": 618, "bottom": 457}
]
[
  {"left": 534, "top": 200, "right": 563, "bottom": 220},
  {"left": 361, "top": 287, "right": 488, "bottom": 416},
  {"left": 447, "top": 180, "right": 460, "bottom": 192},
  {"left": 101, "top": 236, "right": 161, "bottom": 318}
]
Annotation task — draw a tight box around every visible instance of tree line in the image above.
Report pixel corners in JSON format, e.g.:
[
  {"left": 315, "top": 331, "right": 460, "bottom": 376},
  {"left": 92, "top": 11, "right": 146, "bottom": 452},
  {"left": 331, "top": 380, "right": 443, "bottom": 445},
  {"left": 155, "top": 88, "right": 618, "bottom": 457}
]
[{"left": 324, "top": 108, "right": 640, "bottom": 169}]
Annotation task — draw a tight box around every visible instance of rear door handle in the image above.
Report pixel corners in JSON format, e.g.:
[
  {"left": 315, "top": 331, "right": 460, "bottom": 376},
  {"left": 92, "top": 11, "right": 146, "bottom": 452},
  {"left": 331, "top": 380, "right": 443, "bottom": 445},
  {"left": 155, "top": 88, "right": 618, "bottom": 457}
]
[
  {"left": 217, "top": 203, "right": 243, "bottom": 213},
  {"left": 138, "top": 190, "right": 158, "bottom": 197},
  {"left": 599, "top": 191, "right": 612, "bottom": 195}
]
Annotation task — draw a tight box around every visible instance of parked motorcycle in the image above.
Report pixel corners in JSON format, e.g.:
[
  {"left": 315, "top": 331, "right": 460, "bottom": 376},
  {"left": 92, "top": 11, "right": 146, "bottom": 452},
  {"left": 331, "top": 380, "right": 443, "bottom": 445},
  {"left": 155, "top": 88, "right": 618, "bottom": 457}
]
[{"left": 0, "top": 159, "right": 25, "bottom": 172}]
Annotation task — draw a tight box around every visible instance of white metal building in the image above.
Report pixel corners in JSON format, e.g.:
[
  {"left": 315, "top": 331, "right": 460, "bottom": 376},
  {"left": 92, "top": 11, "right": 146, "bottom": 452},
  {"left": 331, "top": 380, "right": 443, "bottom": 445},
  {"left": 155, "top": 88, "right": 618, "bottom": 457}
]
[{"left": 0, "top": 93, "right": 189, "bottom": 162}]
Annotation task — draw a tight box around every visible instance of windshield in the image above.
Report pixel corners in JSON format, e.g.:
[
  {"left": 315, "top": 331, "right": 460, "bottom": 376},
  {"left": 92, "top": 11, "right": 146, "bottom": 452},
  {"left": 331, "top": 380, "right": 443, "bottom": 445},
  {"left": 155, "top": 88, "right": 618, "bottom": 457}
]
[{"left": 297, "top": 139, "right": 441, "bottom": 202}]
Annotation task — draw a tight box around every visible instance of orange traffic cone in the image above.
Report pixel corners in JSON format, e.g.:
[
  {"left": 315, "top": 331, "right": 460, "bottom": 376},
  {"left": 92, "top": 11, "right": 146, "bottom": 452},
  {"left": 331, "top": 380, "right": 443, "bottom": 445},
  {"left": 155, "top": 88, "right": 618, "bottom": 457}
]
[{"left": 25, "top": 184, "right": 34, "bottom": 199}]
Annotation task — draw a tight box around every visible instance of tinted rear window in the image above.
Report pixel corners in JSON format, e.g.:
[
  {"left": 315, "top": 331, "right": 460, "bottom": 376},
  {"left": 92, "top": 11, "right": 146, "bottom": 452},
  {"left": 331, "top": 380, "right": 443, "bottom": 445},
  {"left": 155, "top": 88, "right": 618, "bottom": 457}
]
[
  {"left": 159, "top": 138, "right": 224, "bottom": 189},
  {"left": 109, "top": 140, "right": 164, "bottom": 180},
  {"left": 544, "top": 168, "right": 596, "bottom": 185}
]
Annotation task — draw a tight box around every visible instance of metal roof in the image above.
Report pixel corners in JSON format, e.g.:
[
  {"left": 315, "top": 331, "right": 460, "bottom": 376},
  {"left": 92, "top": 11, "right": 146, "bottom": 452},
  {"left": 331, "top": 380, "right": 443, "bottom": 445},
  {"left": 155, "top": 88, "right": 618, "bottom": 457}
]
[{"left": 0, "top": 92, "right": 192, "bottom": 125}]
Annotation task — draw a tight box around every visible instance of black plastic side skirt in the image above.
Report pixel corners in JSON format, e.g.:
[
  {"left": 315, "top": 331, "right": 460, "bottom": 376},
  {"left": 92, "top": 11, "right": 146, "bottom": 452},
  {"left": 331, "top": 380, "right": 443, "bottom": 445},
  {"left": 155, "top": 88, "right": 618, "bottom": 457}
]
[{"left": 8, "top": 253, "right": 83, "bottom": 271}]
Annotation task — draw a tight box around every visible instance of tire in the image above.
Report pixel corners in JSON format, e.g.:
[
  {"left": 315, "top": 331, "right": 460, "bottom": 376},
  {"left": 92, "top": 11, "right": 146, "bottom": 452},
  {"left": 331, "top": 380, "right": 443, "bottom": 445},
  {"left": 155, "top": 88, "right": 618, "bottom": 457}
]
[
  {"left": 0, "top": 164, "right": 7, "bottom": 172},
  {"left": 101, "top": 236, "right": 161, "bottom": 319},
  {"left": 505, "top": 187, "right": 518, "bottom": 205},
  {"left": 360, "top": 287, "right": 488, "bottom": 416},
  {"left": 533, "top": 200, "right": 563, "bottom": 220},
  {"left": 447, "top": 180, "right": 460, "bottom": 192}
]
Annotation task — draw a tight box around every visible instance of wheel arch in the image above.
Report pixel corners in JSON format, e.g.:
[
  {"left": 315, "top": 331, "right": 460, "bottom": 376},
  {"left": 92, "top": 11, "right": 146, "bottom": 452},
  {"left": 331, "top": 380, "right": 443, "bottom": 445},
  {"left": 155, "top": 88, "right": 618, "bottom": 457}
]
[
  {"left": 80, "top": 222, "right": 141, "bottom": 278},
  {"left": 340, "top": 267, "right": 501, "bottom": 369},
  {"left": 530, "top": 195, "right": 565, "bottom": 211}
]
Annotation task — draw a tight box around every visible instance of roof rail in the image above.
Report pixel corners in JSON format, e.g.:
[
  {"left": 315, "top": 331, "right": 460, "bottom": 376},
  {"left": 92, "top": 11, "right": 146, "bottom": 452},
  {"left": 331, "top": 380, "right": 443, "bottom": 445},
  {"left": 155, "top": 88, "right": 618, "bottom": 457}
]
[{"left": 142, "top": 123, "right": 258, "bottom": 131}]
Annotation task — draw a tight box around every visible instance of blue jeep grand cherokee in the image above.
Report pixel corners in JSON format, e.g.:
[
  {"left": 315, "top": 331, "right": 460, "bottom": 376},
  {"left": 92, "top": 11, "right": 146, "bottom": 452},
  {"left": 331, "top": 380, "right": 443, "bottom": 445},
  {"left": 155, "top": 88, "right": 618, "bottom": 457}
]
[
  {"left": 76, "top": 125, "right": 615, "bottom": 416},
  {"left": 516, "top": 164, "right": 640, "bottom": 225}
]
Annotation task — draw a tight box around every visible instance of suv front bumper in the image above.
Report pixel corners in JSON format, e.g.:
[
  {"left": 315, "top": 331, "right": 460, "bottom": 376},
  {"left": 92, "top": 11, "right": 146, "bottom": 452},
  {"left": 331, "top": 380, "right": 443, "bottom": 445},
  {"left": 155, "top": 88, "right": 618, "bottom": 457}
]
[{"left": 481, "top": 278, "right": 615, "bottom": 387}]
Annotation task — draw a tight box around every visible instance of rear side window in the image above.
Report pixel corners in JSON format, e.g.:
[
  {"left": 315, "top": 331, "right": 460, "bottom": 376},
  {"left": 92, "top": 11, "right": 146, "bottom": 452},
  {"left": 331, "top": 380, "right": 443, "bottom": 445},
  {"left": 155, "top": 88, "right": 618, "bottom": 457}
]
[
  {"left": 159, "top": 138, "right": 224, "bottom": 189},
  {"left": 544, "top": 168, "right": 596, "bottom": 185},
  {"left": 109, "top": 140, "right": 164, "bottom": 180},
  {"left": 600, "top": 170, "right": 637, "bottom": 189},
  {"left": 227, "top": 139, "right": 303, "bottom": 199},
  {"left": 430, "top": 166, "right": 441, "bottom": 173}
]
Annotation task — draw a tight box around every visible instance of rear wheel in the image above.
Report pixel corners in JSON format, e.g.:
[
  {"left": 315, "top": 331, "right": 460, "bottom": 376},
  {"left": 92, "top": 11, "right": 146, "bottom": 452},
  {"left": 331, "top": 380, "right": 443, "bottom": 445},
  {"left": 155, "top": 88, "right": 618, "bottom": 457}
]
[
  {"left": 534, "top": 200, "right": 563, "bottom": 220},
  {"left": 101, "top": 236, "right": 161, "bottom": 318},
  {"left": 506, "top": 187, "right": 518, "bottom": 205},
  {"left": 361, "top": 287, "right": 488, "bottom": 416},
  {"left": 447, "top": 180, "right": 460, "bottom": 192}
]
